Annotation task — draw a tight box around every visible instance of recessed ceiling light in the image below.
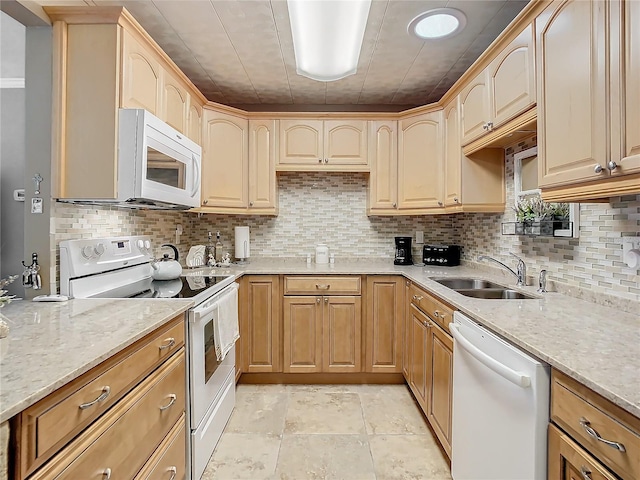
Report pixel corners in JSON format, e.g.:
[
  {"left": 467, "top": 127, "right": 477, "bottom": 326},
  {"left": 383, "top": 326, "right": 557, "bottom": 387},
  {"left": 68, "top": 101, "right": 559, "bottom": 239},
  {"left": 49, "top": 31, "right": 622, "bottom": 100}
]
[{"left": 408, "top": 8, "right": 467, "bottom": 40}]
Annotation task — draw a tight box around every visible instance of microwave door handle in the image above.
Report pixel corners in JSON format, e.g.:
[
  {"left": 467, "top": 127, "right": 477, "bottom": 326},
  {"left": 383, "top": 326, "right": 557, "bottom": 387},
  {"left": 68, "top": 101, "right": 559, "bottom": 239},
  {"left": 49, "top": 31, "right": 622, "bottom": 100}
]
[{"left": 191, "top": 153, "right": 200, "bottom": 198}]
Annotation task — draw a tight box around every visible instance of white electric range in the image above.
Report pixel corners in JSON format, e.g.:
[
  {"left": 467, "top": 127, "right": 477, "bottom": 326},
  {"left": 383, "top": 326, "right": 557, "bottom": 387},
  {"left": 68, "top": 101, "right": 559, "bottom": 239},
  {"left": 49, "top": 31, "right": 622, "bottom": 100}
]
[{"left": 59, "top": 235, "right": 238, "bottom": 479}]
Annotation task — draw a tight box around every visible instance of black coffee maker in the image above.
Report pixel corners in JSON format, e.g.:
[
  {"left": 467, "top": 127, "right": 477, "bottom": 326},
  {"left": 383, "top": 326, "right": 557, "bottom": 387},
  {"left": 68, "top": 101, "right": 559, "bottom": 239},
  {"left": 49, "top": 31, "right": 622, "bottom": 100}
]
[{"left": 394, "top": 237, "right": 413, "bottom": 265}]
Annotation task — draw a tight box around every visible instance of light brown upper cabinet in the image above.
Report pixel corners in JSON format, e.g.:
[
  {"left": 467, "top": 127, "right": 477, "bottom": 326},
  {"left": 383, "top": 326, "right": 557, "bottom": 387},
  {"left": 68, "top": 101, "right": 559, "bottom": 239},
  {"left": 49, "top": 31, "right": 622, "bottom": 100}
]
[
  {"left": 278, "top": 119, "right": 369, "bottom": 171},
  {"left": 47, "top": 7, "right": 206, "bottom": 200},
  {"left": 367, "top": 120, "right": 398, "bottom": 212},
  {"left": 538, "top": 0, "right": 640, "bottom": 201},
  {"left": 199, "top": 112, "right": 277, "bottom": 214},
  {"left": 461, "top": 23, "right": 536, "bottom": 148},
  {"left": 201, "top": 109, "right": 248, "bottom": 209},
  {"left": 397, "top": 111, "right": 444, "bottom": 211},
  {"left": 443, "top": 100, "right": 462, "bottom": 207}
]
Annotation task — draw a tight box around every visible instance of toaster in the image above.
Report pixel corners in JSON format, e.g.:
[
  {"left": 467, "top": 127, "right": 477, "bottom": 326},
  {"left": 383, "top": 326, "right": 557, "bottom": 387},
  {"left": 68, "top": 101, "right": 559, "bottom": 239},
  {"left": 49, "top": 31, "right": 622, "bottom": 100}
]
[{"left": 423, "top": 244, "right": 461, "bottom": 266}]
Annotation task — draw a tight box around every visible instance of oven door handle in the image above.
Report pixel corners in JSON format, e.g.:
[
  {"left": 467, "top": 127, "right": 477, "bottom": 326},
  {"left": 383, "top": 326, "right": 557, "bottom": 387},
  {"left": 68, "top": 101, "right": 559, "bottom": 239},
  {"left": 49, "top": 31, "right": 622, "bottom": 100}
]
[{"left": 191, "top": 301, "right": 219, "bottom": 322}]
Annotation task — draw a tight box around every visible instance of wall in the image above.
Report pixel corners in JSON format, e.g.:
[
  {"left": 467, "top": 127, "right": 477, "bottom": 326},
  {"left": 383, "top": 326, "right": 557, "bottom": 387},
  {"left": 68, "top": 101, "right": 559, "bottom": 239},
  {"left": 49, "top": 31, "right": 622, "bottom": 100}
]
[
  {"left": 0, "top": 12, "right": 26, "bottom": 296},
  {"left": 458, "top": 137, "right": 640, "bottom": 309}
]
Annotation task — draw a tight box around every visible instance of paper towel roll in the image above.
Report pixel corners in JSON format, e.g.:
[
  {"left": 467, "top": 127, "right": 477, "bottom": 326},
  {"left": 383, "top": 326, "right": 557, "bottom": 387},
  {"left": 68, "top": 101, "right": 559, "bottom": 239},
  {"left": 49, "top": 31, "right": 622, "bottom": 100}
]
[{"left": 235, "top": 226, "right": 250, "bottom": 261}]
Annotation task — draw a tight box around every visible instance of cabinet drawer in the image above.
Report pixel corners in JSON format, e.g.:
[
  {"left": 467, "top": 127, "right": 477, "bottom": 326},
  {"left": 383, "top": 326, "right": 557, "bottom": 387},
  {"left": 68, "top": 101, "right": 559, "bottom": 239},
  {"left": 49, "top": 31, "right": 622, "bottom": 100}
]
[
  {"left": 551, "top": 371, "right": 640, "bottom": 480},
  {"left": 409, "top": 284, "right": 454, "bottom": 331},
  {"left": 135, "top": 414, "right": 186, "bottom": 480},
  {"left": 31, "top": 351, "right": 185, "bottom": 479},
  {"left": 549, "top": 424, "right": 618, "bottom": 480},
  {"left": 284, "top": 276, "right": 361, "bottom": 295},
  {"left": 19, "top": 317, "right": 184, "bottom": 476}
]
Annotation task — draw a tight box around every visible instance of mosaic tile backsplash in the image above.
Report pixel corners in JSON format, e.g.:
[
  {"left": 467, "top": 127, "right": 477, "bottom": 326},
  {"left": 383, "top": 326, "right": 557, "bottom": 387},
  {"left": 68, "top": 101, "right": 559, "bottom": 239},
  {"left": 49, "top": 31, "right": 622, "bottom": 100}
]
[{"left": 51, "top": 164, "right": 639, "bottom": 304}]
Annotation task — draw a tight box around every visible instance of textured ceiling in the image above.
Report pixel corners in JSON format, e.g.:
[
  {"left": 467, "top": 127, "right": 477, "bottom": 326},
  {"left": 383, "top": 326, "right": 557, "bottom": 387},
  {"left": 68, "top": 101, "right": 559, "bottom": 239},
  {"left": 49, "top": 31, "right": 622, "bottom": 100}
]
[{"left": 43, "top": 0, "right": 530, "bottom": 110}]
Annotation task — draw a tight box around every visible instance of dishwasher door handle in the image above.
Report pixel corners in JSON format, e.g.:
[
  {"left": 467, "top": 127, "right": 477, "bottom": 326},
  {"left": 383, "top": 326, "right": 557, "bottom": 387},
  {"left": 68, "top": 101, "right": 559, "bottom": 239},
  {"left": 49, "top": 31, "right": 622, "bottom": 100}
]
[{"left": 449, "top": 322, "right": 531, "bottom": 388}]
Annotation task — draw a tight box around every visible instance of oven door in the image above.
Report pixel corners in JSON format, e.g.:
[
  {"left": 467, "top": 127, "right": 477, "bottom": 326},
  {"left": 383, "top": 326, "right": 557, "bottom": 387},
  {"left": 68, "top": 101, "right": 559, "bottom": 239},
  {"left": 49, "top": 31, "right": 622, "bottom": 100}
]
[{"left": 188, "top": 288, "right": 236, "bottom": 428}]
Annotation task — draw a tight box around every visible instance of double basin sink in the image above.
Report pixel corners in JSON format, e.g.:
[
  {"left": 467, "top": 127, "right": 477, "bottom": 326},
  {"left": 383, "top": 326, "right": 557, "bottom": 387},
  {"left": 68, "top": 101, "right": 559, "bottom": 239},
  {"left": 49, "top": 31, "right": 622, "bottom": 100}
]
[{"left": 432, "top": 278, "right": 538, "bottom": 300}]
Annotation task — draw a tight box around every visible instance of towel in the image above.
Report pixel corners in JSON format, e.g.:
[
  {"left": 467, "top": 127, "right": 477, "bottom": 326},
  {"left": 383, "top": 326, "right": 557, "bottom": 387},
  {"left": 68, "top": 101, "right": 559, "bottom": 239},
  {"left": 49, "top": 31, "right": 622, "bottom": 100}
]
[{"left": 213, "top": 282, "right": 240, "bottom": 361}]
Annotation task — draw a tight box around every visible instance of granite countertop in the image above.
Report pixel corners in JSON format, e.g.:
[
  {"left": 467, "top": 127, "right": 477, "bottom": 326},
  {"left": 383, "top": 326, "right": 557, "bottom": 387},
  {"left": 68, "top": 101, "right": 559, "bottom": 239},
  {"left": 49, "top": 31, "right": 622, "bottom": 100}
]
[
  {"left": 0, "top": 298, "right": 193, "bottom": 423},
  {"left": 190, "top": 258, "right": 640, "bottom": 418},
  {"left": 1, "top": 258, "right": 638, "bottom": 424}
]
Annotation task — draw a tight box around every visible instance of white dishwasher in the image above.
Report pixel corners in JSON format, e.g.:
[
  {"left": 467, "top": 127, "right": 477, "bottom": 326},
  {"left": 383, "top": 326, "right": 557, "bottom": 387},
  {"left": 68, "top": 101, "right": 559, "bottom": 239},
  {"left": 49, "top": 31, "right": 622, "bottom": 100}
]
[{"left": 449, "top": 312, "right": 550, "bottom": 480}]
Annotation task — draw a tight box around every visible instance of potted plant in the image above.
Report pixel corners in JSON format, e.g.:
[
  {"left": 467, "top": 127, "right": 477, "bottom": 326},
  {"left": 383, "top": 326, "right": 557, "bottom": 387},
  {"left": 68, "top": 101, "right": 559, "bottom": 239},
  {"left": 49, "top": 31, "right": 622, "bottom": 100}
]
[{"left": 513, "top": 198, "right": 535, "bottom": 234}]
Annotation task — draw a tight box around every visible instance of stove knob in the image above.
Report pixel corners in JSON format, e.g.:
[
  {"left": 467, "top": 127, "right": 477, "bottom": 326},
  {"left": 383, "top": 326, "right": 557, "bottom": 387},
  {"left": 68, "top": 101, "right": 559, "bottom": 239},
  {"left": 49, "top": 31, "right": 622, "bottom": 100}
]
[
  {"left": 144, "top": 240, "right": 151, "bottom": 250},
  {"left": 137, "top": 239, "right": 144, "bottom": 250},
  {"left": 82, "top": 245, "right": 95, "bottom": 259},
  {"left": 438, "top": 258, "right": 445, "bottom": 263},
  {"left": 94, "top": 243, "right": 105, "bottom": 257}
]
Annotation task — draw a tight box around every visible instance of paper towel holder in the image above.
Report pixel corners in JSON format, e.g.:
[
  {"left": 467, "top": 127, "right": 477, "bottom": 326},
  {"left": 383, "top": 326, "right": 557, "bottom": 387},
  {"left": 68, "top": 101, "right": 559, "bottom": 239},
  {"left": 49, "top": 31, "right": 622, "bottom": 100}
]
[{"left": 235, "top": 226, "right": 250, "bottom": 264}]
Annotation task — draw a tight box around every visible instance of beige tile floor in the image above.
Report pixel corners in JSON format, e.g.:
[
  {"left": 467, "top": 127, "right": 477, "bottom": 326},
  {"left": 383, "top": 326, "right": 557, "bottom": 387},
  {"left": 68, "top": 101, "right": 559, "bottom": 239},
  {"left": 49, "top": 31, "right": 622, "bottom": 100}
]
[{"left": 202, "top": 384, "right": 452, "bottom": 480}]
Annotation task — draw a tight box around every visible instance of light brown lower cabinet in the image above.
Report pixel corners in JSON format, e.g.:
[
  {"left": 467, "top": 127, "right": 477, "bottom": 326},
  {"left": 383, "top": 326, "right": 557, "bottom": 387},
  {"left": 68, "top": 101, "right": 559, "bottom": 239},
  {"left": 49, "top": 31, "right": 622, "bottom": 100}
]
[
  {"left": 404, "top": 283, "right": 454, "bottom": 458},
  {"left": 283, "top": 295, "right": 361, "bottom": 373},
  {"left": 135, "top": 414, "right": 186, "bottom": 480},
  {"left": 548, "top": 424, "right": 617, "bottom": 480},
  {"left": 240, "top": 275, "right": 281, "bottom": 373}
]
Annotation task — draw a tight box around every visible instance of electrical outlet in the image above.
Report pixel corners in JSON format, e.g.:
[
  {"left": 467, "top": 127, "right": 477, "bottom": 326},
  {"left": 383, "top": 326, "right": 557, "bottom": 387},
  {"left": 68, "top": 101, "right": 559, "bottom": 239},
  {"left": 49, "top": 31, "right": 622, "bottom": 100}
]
[
  {"left": 416, "top": 230, "right": 424, "bottom": 244},
  {"left": 31, "top": 197, "right": 43, "bottom": 214}
]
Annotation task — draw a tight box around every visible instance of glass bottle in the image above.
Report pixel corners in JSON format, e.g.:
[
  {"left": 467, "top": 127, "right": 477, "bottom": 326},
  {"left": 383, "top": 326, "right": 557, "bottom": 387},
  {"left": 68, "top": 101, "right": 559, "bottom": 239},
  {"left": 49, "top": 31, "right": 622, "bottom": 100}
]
[{"left": 215, "top": 231, "right": 223, "bottom": 263}]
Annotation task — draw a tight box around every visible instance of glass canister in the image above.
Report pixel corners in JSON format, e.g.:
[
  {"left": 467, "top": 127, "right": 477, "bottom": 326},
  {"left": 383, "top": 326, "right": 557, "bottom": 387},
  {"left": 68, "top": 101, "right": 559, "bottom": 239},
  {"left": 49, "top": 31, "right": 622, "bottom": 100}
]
[{"left": 315, "top": 244, "right": 329, "bottom": 264}]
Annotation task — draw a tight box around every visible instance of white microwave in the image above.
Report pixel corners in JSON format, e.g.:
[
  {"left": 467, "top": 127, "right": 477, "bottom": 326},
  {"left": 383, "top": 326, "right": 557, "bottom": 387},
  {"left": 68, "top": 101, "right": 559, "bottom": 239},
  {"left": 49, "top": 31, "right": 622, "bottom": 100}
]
[{"left": 115, "top": 109, "right": 201, "bottom": 209}]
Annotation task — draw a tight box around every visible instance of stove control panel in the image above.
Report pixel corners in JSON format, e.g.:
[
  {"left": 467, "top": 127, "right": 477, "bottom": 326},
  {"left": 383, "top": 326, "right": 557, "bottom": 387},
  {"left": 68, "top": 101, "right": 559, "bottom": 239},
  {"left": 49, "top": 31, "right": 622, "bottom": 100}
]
[{"left": 60, "top": 235, "right": 154, "bottom": 288}]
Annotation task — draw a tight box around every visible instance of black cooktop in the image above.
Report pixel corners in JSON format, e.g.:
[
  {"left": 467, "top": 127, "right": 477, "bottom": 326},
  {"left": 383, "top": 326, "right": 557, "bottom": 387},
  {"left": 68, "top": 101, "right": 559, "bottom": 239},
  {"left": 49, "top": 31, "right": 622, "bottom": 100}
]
[{"left": 91, "top": 275, "right": 233, "bottom": 301}]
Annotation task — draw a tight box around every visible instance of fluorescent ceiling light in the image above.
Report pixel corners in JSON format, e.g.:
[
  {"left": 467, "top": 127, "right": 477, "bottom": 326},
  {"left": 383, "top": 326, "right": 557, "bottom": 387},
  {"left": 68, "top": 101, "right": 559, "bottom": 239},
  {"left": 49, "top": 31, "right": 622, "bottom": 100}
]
[
  {"left": 408, "top": 8, "right": 467, "bottom": 40},
  {"left": 287, "top": 0, "right": 372, "bottom": 82}
]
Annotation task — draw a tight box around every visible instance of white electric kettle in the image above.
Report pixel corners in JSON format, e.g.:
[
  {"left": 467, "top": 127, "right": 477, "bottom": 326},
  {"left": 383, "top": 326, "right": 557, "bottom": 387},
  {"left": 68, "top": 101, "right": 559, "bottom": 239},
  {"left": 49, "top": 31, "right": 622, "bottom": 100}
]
[{"left": 151, "top": 244, "right": 183, "bottom": 280}]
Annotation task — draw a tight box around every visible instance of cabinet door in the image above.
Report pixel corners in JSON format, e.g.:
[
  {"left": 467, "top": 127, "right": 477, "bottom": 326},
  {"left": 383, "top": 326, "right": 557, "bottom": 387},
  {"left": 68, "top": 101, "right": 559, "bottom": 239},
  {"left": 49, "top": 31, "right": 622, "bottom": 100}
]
[
  {"left": 241, "top": 276, "right": 281, "bottom": 373},
  {"left": 187, "top": 100, "right": 202, "bottom": 145},
  {"left": 161, "top": 70, "right": 188, "bottom": 134},
  {"left": 324, "top": 120, "right": 368, "bottom": 166},
  {"left": 368, "top": 121, "right": 398, "bottom": 211},
  {"left": 537, "top": 0, "right": 608, "bottom": 187},
  {"left": 398, "top": 111, "right": 443, "bottom": 210},
  {"left": 278, "top": 119, "right": 323, "bottom": 166},
  {"left": 322, "top": 296, "right": 361, "bottom": 373},
  {"left": 409, "top": 305, "right": 429, "bottom": 409},
  {"left": 365, "top": 276, "right": 403, "bottom": 373},
  {"left": 201, "top": 110, "right": 248, "bottom": 208},
  {"left": 443, "top": 100, "right": 461, "bottom": 207},
  {"left": 488, "top": 24, "right": 536, "bottom": 128},
  {"left": 283, "top": 296, "right": 322, "bottom": 373},
  {"left": 460, "top": 71, "right": 490, "bottom": 145},
  {"left": 402, "top": 280, "right": 411, "bottom": 380},
  {"left": 428, "top": 323, "right": 453, "bottom": 458},
  {"left": 612, "top": 0, "right": 640, "bottom": 175},
  {"left": 248, "top": 119, "right": 278, "bottom": 212},
  {"left": 548, "top": 424, "right": 618, "bottom": 480},
  {"left": 121, "top": 29, "right": 161, "bottom": 115}
]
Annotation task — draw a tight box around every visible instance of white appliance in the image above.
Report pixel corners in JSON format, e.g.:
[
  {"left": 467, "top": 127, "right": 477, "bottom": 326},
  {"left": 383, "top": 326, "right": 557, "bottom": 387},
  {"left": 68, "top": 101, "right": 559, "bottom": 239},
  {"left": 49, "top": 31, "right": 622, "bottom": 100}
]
[
  {"left": 189, "top": 284, "right": 238, "bottom": 479},
  {"left": 449, "top": 312, "right": 550, "bottom": 480},
  {"left": 59, "top": 236, "right": 238, "bottom": 479},
  {"left": 62, "top": 109, "right": 201, "bottom": 209}
]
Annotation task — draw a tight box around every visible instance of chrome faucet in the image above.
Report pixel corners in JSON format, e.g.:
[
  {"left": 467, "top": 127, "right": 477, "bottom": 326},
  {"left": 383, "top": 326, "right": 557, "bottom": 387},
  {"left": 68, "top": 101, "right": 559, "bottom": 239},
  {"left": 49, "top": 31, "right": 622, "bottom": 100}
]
[
  {"left": 478, "top": 253, "right": 527, "bottom": 287},
  {"left": 538, "top": 269, "right": 548, "bottom": 293}
]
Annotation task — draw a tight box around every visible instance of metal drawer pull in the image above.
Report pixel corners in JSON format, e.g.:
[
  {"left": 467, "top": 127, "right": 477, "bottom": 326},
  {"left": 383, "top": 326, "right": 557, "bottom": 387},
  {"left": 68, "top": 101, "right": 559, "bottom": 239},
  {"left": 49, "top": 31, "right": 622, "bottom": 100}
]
[
  {"left": 579, "top": 417, "right": 626, "bottom": 452},
  {"left": 79, "top": 386, "right": 111, "bottom": 410},
  {"left": 412, "top": 295, "right": 423, "bottom": 301},
  {"left": 102, "top": 468, "right": 112, "bottom": 480},
  {"left": 159, "top": 337, "right": 176, "bottom": 350},
  {"left": 159, "top": 394, "right": 177, "bottom": 411},
  {"left": 579, "top": 467, "right": 592, "bottom": 480},
  {"left": 168, "top": 466, "right": 177, "bottom": 480},
  {"left": 315, "top": 284, "right": 330, "bottom": 290}
]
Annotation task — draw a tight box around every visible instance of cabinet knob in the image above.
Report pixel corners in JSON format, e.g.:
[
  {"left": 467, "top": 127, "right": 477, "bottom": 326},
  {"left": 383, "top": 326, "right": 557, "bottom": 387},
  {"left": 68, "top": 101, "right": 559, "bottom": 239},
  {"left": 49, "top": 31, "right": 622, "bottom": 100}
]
[
  {"left": 438, "top": 201, "right": 443, "bottom": 207},
  {"left": 203, "top": 199, "right": 208, "bottom": 205},
  {"left": 594, "top": 164, "right": 604, "bottom": 174},
  {"left": 487, "top": 122, "right": 493, "bottom": 130},
  {"left": 249, "top": 201, "right": 254, "bottom": 207},
  {"left": 454, "top": 197, "right": 459, "bottom": 203},
  {"left": 102, "top": 469, "right": 112, "bottom": 480},
  {"left": 324, "top": 297, "right": 329, "bottom": 304},
  {"left": 392, "top": 202, "right": 397, "bottom": 208},
  {"left": 579, "top": 467, "right": 592, "bottom": 480},
  {"left": 318, "top": 158, "right": 323, "bottom": 163},
  {"left": 324, "top": 158, "right": 329, "bottom": 164},
  {"left": 607, "top": 161, "right": 618, "bottom": 171},
  {"left": 423, "top": 320, "right": 430, "bottom": 327},
  {"left": 316, "top": 297, "right": 321, "bottom": 303}
]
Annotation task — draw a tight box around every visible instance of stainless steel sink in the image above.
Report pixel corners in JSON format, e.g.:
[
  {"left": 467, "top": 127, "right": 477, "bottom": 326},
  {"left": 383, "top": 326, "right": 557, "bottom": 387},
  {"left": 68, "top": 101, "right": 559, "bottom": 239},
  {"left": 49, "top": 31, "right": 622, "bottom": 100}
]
[
  {"left": 455, "top": 288, "right": 537, "bottom": 300},
  {"left": 432, "top": 278, "right": 505, "bottom": 290},
  {"left": 431, "top": 277, "right": 538, "bottom": 300}
]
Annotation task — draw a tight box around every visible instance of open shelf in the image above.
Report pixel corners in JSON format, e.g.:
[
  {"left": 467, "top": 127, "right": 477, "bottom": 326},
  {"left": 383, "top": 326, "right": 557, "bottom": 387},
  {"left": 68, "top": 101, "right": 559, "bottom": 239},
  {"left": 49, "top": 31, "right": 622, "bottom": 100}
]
[{"left": 502, "top": 220, "right": 573, "bottom": 237}]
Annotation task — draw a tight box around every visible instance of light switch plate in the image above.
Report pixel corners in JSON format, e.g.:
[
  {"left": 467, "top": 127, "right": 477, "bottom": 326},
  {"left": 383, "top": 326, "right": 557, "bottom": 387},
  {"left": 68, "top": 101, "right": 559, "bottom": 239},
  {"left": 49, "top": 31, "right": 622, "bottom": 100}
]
[{"left": 415, "top": 230, "right": 424, "bottom": 244}]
